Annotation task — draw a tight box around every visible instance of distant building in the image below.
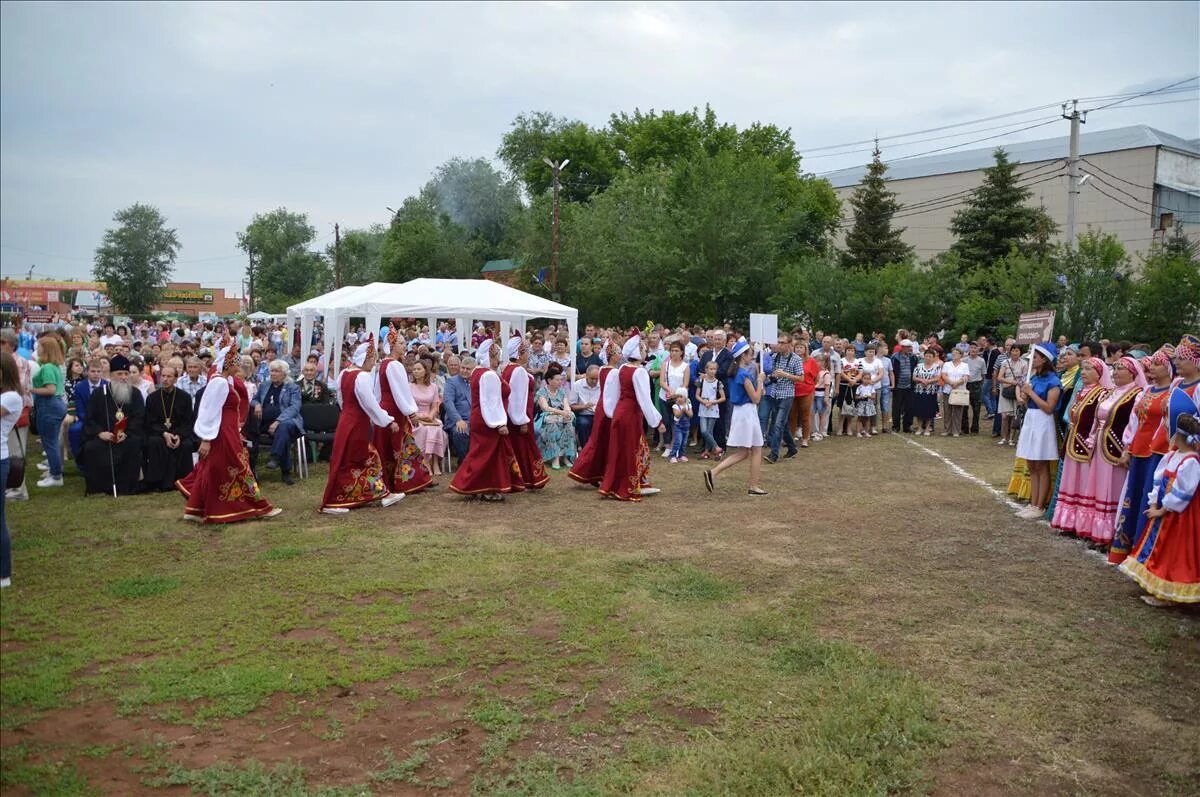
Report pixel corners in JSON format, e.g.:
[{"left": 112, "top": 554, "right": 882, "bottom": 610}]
[
  {"left": 480, "top": 258, "right": 520, "bottom": 286},
  {"left": 825, "top": 125, "right": 1200, "bottom": 262},
  {"left": 0, "top": 279, "right": 241, "bottom": 317}
]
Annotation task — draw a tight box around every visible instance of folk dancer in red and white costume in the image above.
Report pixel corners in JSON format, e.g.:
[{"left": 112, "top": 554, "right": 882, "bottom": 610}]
[
  {"left": 319, "top": 335, "right": 405, "bottom": 515},
  {"left": 374, "top": 325, "right": 433, "bottom": 495},
  {"left": 598, "top": 331, "right": 665, "bottom": 502},
  {"left": 177, "top": 338, "right": 280, "bottom": 523},
  {"left": 501, "top": 333, "right": 549, "bottom": 490},
  {"left": 449, "top": 339, "right": 523, "bottom": 501},
  {"left": 568, "top": 338, "right": 623, "bottom": 487}
]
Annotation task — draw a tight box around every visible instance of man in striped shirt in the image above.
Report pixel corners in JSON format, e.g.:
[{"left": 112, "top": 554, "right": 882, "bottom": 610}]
[{"left": 763, "top": 334, "right": 804, "bottom": 464}]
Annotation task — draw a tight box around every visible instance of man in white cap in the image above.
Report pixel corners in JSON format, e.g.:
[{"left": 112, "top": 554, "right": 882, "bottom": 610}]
[{"left": 319, "top": 335, "right": 405, "bottom": 514}]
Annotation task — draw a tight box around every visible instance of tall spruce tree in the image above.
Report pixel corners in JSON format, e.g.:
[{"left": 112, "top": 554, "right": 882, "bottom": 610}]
[
  {"left": 843, "top": 144, "right": 912, "bottom": 270},
  {"left": 949, "top": 148, "right": 1056, "bottom": 270}
]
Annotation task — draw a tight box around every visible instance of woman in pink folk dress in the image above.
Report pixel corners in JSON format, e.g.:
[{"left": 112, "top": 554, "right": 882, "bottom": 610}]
[{"left": 409, "top": 360, "right": 446, "bottom": 476}]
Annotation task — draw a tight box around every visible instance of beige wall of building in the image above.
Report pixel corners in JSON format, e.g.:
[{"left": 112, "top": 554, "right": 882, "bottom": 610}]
[{"left": 834, "top": 146, "right": 1196, "bottom": 262}]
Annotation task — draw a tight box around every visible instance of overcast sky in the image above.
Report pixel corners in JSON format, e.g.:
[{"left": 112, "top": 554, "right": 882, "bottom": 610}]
[{"left": 2, "top": 1, "right": 1197, "bottom": 293}]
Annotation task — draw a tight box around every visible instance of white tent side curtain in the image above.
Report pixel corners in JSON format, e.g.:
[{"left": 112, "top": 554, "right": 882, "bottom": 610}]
[{"left": 319, "top": 279, "right": 578, "bottom": 381}]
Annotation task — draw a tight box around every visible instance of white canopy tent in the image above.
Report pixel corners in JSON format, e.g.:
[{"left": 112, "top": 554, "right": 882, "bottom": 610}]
[
  {"left": 246, "top": 311, "right": 281, "bottom": 322},
  {"left": 316, "top": 278, "right": 578, "bottom": 382},
  {"left": 285, "top": 285, "right": 364, "bottom": 359}
]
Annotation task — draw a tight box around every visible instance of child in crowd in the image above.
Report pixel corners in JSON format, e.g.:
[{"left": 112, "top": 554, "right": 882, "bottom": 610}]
[
  {"left": 812, "top": 351, "right": 831, "bottom": 441},
  {"left": 695, "top": 359, "right": 725, "bottom": 460},
  {"left": 1118, "top": 411, "right": 1199, "bottom": 606},
  {"left": 669, "top": 387, "right": 693, "bottom": 463}
]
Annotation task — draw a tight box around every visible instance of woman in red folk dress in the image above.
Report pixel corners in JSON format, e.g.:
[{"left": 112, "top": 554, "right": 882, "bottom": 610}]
[
  {"left": 178, "top": 340, "right": 280, "bottom": 524},
  {"left": 320, "top": 335, "right": 405, "bottom": 515},
  {"left": 568, "top": 338, "right": 622, "bottom": 487},
  {"left": 501, "top": 333, "right": 549, "bottom": 490},
  {"left": 450, "top": 339, "right": 523, "bottom": 501},
  {"left": 598, "top": 332, "right": 665, "bottom": 502},
  {"left": 373, "top": 325, "right": 433, "bottom": 495}
]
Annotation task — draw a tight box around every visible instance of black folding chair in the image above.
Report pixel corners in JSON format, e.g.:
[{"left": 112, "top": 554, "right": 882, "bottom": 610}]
[{"left": 298, "top": 403, "right": 340, "bottom": 479}]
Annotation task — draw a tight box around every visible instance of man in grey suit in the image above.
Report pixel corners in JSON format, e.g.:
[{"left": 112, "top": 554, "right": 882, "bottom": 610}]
[{"left": 252, "top": 359, "right": 304, "bottom": 485}]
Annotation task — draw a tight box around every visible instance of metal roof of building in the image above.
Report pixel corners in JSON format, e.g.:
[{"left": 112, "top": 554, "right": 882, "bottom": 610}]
[
  {"left": 480, "top": 258, "right": 519, "bottom": 273},
  {"left": 821, "top": 125, "right": 1199, "bottom": 189}
]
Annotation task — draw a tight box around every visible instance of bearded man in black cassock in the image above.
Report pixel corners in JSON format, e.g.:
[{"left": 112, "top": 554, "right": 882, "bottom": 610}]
[
  {"left": 143, "top": 362, "right": 195, "bottom": 491},
  {"left": 82, "top": 354, "right": 146, "bottom": 495}
]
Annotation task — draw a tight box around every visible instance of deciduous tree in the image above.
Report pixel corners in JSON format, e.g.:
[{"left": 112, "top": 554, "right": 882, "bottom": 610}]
[{"left": 92, "top": 203, "right": 180, "bottom": 314}]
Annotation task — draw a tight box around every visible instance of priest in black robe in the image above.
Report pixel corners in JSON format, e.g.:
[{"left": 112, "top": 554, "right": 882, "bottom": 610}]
[
  {"left": 143, "top": 362, "right": 195, "bottom": 491},
  {"left": 82, "top": 354, "right": 146, "bottom": 496}
]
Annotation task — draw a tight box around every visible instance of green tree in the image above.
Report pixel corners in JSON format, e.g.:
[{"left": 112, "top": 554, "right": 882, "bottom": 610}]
[
  {"left": 497, "top": 112, "right": 620, "bottom": 201},
  {"left": 775, "top": 253, "right": 858, "bottom": 333},
  {"left": 311, "top": 225, "right": 387, "bottom": 293},
  {"left": 1056, "top": 230, "right": 1134, "bottom": 341},
  {"left": 237, "top": 208, "right": 318, "bottom": 312},
  {"left": 522, "top": 169, "right": 673, "bottom": 324},
  {"left": 1127, "top": 224, "right": 1200, "bottom": 346},
  {"left": 949, "top": 149, "right": 1057, "bottom": 270},
  {"left": 426, "top": 157, "right": 522, "bottom": 251},
  {"left": 378, "top": 193, "right": 475, "bottom": 284},
  {"left": 842, "top": 145, "right": 912, "bottom": 271},
  {"left": 670, "top": 150, "right": 789, "bottom": 322},
  {"left": 954, "top": 250, "right": 1062, "bottom": 339},
  {"left": 92, "top": 203, "right": 181, "bottom": 314}
]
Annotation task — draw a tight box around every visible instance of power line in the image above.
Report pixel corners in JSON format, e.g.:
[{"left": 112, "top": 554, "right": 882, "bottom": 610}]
[
  {"left": 1079, "top": 158, "right": 1153, "bottom": 191},
  {"left": 884, "top": 118, "right": 1063, "bottom": 164},
  {"left": 1086, "top": 179, "right": 1159, "bottom": 216},
  {"left": 799, "top": 100, "right": 1073, "bottom": 153},
  {"left": 1084, "top": 76, "right": 1199, "bottom": 112},
  {"left": 1085, "top": 173, "right": 1200, "bottom": 217},
  {"left": 835, "top": 167, "right": 1067, "bottom": 228},
  {"left": 801, "top": 114, "right": 1062, "bottom": 161},
  {"left": 799, "top": 84, "right": 1198, "bottom": 157}
]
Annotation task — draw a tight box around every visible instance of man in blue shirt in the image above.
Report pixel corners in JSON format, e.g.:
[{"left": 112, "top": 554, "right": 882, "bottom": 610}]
[{"left": 442, "top": 354, "right": 472, "bottom": 465}]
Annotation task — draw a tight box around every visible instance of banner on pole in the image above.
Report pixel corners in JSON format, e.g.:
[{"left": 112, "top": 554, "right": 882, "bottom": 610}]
[
  {"left": 749, "top": 313, "right": 778, "bottom": 347},
  {"left": 1015, "top": 310, "right": 1056, "bottom": 345}
]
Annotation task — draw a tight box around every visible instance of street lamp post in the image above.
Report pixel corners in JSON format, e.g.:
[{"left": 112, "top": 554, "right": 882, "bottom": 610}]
[{"left": 541, "top": 158, "right": 569, "bottom": 296}]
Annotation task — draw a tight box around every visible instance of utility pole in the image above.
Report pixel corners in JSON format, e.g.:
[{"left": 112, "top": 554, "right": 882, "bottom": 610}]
[
  {"left": 334, "top": 223, "right": 342, "bottom": 289},
  {"left": 1062, "top": 100, "right": 1087, "bottom": 249},
  {"left": 542, "top": 157, "right": 570, "bottom": 296},
  {"left": 246, "top": 251, "right": 255, "bottom": 313}
]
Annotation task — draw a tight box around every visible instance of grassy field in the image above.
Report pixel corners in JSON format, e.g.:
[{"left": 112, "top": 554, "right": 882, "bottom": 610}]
[{"left": 1, "top": 430, "right": 1197, "bottom": 796}]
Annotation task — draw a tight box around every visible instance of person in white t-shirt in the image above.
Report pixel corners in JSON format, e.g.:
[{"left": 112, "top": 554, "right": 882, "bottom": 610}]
[
  {"left": 857, "top": 347, "right": 884, "bottom": 436},
  {"left": 940, "top": 347, "right": 971, "bottom": 437}
]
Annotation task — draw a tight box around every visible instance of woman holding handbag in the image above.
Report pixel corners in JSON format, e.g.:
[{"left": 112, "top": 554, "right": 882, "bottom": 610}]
[
  {"left": 942, "top": 347, "right": 971, "bottom": 437},
  {"left": 1, "top": 351, "right": 25, "bottom": 588},
  {"left": 996, "top": 343, "right": 1027, "bottom": 446}
]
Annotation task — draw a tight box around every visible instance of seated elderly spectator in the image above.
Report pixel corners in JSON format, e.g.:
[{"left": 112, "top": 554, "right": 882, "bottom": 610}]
[
  {"left": 442, "top": 354, "right": 472, "bottom": 464},
  {"left": 570, "top": 365, "right": 602, "bottom": 449},
  {"left": 298, "top": 360, "right": 335, "bottom": 404},
  {"left": 251, "top": 360, "right": 303, "bottom": 485}
]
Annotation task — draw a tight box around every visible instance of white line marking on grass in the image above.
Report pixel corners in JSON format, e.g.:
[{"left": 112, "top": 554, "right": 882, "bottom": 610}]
[
  {"left": 901, "top": 435, "right": 1027, "bottom": 512},
  {"left": 900, "top": 436, "right": 1109, "bottom": 561}
]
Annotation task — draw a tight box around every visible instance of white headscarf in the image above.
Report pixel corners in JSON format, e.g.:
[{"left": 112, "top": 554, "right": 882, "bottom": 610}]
[
  {"left": 476, "top": 338, "right": 494, "bottom": 364},
  {"left": 506, "top": 333, "right": 525, "bottom": 361},
  {"left": 352, "top": 334, "right": 375, "bottom": 367},
  {"left": 622, "top": 332, "right": 642, "bottom": 361}
]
